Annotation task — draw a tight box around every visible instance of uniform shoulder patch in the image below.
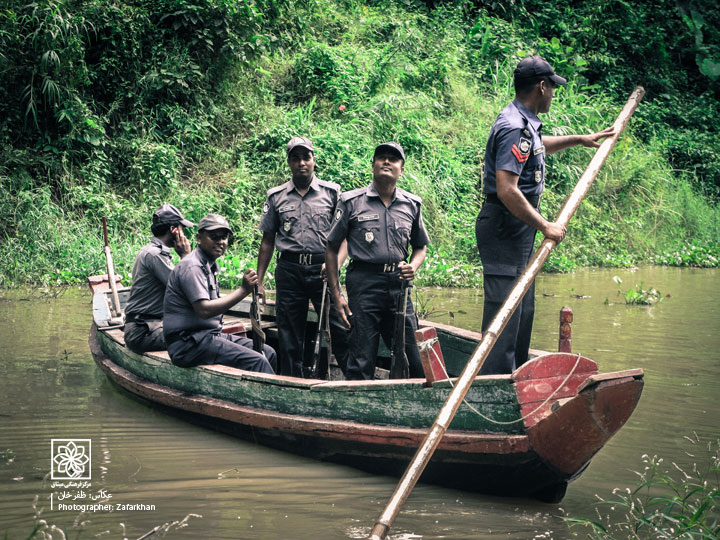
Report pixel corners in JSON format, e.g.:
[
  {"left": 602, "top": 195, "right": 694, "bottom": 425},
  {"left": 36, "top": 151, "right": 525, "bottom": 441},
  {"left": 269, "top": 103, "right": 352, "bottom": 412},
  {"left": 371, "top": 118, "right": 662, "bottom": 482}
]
[{"left": 511, "top": 134, "right": 531, "bottom": 164}]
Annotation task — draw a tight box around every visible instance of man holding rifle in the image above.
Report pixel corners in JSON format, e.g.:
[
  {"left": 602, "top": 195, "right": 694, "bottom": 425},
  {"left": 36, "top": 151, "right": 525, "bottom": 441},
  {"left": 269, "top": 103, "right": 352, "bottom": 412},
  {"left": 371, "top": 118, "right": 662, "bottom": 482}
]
[
  {"left": 256, "top": 137, "right": 349, "bottom": 378},
  {"left": 163, "top": 214, "right": 277, "bottom": 372},
  {"left": 476, "top": 55, "right": 614, "bottom": 374},
  {"left": 123, "top": 204, "right": 193, "bottom": 353},
  {"left": 326, "top": 142, "right": 429, "bottom": 381}
]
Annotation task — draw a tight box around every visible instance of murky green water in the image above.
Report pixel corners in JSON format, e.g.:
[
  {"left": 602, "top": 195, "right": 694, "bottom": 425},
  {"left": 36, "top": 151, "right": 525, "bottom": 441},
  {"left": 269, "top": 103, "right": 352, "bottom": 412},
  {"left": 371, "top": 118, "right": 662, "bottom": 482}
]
[{"left": 1, "top": 267, "right": 718, "bottom": 539}]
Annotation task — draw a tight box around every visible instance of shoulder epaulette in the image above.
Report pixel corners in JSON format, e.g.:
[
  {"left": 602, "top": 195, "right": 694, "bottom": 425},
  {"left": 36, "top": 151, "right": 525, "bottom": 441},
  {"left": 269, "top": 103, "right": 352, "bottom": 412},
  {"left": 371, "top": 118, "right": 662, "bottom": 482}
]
[
  {"left": 399, "top": 188, "right": 422, "bottom": 205},
  {"left": 316, "top": 178, "right": 341, "bottom": 192},
  {"left": 341, "top": 186, "right": 367, "bottom": 202},
  {"left": 267, "top": 182, "right": 289, "bottom": 197}
]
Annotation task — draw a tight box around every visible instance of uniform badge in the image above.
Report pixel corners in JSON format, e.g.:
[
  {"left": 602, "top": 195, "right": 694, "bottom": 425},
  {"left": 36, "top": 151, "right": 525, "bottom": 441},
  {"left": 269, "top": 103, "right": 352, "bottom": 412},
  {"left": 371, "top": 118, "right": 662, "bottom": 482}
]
[
  {"left": 523, "top": 129, "right": 531, "bottom": 137},
  {"left": 534, "top": 170, "right": 542, "bottom": 183},
  {"left": 335, "top": 208, "right": 343, "bottom": 221},
  {"left": 283, "top": 221, "right": 292, "bottom": 232},
  {"left": 518, "top": 138, "right": 531, "bottom": 153},
  {"left": 365, "top": 231, "right": 374, "bottom": 243},
  {"left": 511, "top": 139, "right": 530, "bottom": 163},
  {"left": 262, "top": 203, "right": 269, "bottom": 214}
]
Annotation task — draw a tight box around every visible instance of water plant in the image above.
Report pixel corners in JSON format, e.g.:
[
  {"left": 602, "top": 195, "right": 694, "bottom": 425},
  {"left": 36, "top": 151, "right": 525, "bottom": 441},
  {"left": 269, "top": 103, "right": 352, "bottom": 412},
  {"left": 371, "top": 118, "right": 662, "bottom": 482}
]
[
  {"left": 613, "top": 277, "right": 664, "bottom": 305},
  {"left": 563, "top": 433, "right": 720, "bottom": 539}
]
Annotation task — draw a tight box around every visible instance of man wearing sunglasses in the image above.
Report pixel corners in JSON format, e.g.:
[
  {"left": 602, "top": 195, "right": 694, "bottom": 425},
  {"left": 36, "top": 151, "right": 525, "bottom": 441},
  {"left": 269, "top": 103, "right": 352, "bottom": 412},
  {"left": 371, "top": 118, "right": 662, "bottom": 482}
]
[
  {"left": 163, "top": 214, "right": 277, "bottom": 373},
  {"left": 123, "top": 203, "right": 193, "bottom": 353}
]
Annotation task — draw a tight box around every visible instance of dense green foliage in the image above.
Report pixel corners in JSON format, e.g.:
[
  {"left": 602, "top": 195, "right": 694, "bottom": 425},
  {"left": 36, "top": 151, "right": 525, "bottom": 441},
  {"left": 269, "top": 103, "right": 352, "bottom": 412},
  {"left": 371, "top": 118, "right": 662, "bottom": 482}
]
[{"left": 0, "top": 0, "right": 718, "bottom": 288}]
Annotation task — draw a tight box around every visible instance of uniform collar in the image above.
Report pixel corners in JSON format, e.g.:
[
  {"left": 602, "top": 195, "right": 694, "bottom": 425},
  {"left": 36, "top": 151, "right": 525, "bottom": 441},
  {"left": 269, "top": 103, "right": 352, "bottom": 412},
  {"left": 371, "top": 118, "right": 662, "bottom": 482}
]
[
  {"left": 194, "top": 247, "right": 219, "bottom": 274},
  {"left": 512, "top": 99, "right": 543, "bottom": 132},
  {"left": 150, "top": 236, "right": 172, "bottom": 255},
  {"left": 289, "top": 175, "right": 319, "bottom": 194},
  {"left": 367, "top": 183, "right": 406, "bottom": 203}
]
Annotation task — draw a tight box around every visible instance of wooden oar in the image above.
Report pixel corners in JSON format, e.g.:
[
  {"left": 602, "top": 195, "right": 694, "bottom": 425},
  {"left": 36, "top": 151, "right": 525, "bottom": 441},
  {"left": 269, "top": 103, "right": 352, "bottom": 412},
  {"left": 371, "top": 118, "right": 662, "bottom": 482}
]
[
  {"left": 102, "top": 217, "right": 122, "bottom": 319},
  {"left": 367, "top": 86, "right": 645, "bottom": 540}
]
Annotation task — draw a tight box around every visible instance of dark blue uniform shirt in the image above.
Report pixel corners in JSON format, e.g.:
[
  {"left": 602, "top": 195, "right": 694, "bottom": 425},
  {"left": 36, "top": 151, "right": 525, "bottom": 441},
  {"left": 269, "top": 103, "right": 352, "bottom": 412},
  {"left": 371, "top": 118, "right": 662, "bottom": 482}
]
[{"left": 483, "top": 99, "right": 545, "bottom": 198}]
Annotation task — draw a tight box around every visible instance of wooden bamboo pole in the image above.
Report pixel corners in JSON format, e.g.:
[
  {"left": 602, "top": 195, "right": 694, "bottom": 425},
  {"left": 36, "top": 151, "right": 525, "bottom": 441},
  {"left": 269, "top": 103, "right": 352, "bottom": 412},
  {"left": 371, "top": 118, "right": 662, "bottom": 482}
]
[
  {"left": 102, "top": 217, "right": 122, "bottom": 318},
  {"left": 367, "top": 86, "right": 645, "bottom": 540}
]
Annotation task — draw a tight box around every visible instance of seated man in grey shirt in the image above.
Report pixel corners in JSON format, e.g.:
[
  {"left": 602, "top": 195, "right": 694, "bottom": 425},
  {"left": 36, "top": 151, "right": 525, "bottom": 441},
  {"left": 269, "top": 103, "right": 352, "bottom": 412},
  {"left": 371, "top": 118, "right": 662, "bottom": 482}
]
[
  {"left": 124, "top": 203, "right": 193, "bottom": 353},
  {"left": 163, "top": 214, "right": 276, "bottom": 373}
]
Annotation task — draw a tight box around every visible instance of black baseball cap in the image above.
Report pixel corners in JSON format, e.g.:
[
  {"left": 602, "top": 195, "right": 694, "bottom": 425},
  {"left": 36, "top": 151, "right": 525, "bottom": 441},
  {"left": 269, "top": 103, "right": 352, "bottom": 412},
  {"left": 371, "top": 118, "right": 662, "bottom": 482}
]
[
  {"left": 373, "top": 141, "right": 405, "bottom": 162},
  {"left": 197, "top": 214, "right": 232, "bottom": 233},
  {"left": 152, "top": 204, "right": 194, "bottom": 228},
  {"left": 287, "top": 136, "right": 314, "bottom": 154},
  {"left": 514, "top": 56, "right": 567, "bottom": 86}
]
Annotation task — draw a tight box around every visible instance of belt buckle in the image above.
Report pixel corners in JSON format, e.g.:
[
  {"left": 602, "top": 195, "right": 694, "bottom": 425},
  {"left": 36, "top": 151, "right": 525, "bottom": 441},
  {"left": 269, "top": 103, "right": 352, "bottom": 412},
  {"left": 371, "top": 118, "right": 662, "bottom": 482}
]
[
  {"left": 299, "top": 253, "right": 311, "bottom": 265},
  {"left": 383, "top": 263, "right": 396, "bottom": 272}
]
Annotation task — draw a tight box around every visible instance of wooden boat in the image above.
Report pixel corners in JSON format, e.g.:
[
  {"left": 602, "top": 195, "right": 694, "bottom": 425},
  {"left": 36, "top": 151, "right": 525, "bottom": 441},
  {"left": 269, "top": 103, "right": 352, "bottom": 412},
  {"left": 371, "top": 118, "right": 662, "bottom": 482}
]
[{"left": 87, "top": 275, "right": 643, "bottom": 502}]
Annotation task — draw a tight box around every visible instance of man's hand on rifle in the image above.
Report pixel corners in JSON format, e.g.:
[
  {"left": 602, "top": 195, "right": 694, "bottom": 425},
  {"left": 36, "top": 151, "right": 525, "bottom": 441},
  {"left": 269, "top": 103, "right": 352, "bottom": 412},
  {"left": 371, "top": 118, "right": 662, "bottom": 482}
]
[
  {"left": 240, "top": 269, "right": 259, "bottom": 297},
  {"left": 398, "top": 261, "right": 415, "bottom": 281},
  {"left": 256, "top": 282, "right": 266, "bottom": 313}
]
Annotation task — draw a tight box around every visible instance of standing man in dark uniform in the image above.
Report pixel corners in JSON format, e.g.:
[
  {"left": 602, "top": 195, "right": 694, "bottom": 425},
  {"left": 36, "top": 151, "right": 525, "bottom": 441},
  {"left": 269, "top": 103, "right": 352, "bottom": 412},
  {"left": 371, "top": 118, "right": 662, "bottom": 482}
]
[
  {"left": 124, "top": 203, "right": 193, "bottom": 353},
  {"left": 164, "top": 214, "right": 277, "bottom": 373},
  {"left": 256, "top": 136, "right": 349, "bottom": 377},
  {"left": 476, "top": 55, "right": 614, "bottom": 374},
  {"left": 326, "top": 142, "right": 430, "bottom": 381}
]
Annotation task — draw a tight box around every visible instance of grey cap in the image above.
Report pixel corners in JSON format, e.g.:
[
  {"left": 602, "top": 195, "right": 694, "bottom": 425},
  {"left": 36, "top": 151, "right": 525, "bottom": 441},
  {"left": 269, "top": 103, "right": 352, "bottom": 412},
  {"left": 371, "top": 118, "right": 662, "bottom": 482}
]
[
  {"left": 152, "top": 203, "right": 194, "bottom": 228},
  {"left": 198, "top": 213, "right": 232, "bottom": 232},
  {"left": 287, "top": 136, "right": 314, "bottom": 154},
  {"left": 374, "top": 141, "right": 405, "bottom": 162},
  {"left": 514, "top": 55, "right": 567, "bottom": 86}
]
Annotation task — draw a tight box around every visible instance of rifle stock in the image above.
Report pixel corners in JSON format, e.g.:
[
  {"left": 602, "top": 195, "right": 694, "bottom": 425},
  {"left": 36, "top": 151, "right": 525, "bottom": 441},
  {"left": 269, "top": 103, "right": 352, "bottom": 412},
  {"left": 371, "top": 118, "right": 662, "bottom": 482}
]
[
  {"left": 389, "top": 280, "right": 411, "bottom": 379},
  {"left": 309, "top": 281, "right": 329, "bottom": 378}
]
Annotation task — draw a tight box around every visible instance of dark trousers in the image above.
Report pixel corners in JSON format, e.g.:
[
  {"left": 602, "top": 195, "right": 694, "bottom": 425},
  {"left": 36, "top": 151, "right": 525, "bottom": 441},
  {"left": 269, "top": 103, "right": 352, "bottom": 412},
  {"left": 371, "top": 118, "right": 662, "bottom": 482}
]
[
  {"left": 475, "top": 201, "right": 538, "bottom": 374},
  {"left": 124, "top": 319, "right": 165, "bottom": 353},
  {"left": 275, "top": 258, "right": 349, "bottom": 377},
  {"left": 168, "top": 331, "right": 276, "bottom": 374},
  {"left": 344, "top": 264, "right": 423, "bottom": 381}
]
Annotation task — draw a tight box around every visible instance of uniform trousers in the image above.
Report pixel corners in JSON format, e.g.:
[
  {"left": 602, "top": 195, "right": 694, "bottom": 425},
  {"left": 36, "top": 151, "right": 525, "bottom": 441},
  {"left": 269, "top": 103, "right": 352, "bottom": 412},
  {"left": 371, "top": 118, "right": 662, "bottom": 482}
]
[
  {"left": 124, "top": 318, "right": 165, "bottom": 353},
  {"left": 475, "top": 201, "right": 538, "bottom": 374},
  {"left": 344, "top": 264, "right": 424, "bottom": 381},
  {"left": 275, "top": 258, "right": 349, "bottom": 377},
  {"left": 168, "top": 331, "right": 276, "bottom": 373}
]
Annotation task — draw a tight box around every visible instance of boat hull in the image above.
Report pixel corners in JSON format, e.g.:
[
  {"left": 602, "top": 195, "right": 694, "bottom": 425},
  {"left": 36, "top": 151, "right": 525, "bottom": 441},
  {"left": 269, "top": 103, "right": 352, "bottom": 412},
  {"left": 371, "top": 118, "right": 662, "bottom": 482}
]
[{"left": 89, "top": 309, "right": 643, "bottom": 501}]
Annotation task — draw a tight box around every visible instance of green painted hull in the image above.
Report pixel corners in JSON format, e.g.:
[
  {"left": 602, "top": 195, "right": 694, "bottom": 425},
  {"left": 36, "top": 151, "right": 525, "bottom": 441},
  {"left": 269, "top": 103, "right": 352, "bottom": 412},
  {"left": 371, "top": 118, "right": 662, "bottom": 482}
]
[{"left": 88, "top": 284, "right": 644, "bottom": 500}]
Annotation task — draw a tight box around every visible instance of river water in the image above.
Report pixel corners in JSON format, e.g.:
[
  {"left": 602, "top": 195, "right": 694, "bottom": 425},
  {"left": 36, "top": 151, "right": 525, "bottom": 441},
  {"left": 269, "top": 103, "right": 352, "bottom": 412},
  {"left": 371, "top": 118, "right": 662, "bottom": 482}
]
[{"left": 0, "top": 267, "right": 717, "bottom": 539}]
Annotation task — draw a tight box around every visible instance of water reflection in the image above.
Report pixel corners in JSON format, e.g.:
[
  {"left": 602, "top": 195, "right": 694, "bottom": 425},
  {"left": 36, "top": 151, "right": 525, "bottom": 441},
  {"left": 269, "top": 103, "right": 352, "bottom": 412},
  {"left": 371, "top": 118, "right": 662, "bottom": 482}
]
[{"left": 0, "top": 268, "right": 718, "bottom": 539}]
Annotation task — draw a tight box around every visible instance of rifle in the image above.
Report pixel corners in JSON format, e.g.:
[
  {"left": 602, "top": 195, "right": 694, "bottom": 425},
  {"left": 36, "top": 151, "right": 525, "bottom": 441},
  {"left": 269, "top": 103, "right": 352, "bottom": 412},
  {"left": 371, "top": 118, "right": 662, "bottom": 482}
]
[
  {"left": 389, "top": 280, "right": 411, "bottom": 379},
  {"left": 310, "top": 281, "right": 330, "bottom": 379},
  {"left": 250, "top": 284, "right": 266, "bottom": 356}
]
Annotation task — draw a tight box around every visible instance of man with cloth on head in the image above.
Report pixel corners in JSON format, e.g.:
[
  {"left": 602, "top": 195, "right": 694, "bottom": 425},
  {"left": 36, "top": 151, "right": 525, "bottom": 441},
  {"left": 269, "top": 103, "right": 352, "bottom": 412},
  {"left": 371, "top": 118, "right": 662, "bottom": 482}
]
[
  {"left": 325, "top": 142, "right": 430, "bottom": 381},
  {"left": 163, "top": 213, "right": 277, "bottom": 373},
  {"left": 123, "top": 203, "right": 193, "bottom": 353},
  {"left": 475, "top": 55, "right": 614, "bottom": 374},
  {"left": 256, "top": 136, "right": 349, "bottom": 378}
]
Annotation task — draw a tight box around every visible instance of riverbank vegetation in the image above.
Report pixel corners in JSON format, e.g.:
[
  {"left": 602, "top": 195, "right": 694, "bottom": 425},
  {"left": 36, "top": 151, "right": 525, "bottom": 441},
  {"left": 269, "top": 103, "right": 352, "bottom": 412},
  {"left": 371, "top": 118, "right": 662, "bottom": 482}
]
[
  {"left": 564, "top": 434, "right": 720, "bottom": 539},
  {"left": 1, "top": 0, "right": 718, "bottom": 288}
]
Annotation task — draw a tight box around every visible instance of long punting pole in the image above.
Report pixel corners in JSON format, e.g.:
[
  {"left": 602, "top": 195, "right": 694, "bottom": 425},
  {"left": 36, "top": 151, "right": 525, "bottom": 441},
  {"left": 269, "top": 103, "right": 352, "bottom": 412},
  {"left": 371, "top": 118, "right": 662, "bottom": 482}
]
[{"left": 367, "top": 86, "right": 645, "bottom": 540}]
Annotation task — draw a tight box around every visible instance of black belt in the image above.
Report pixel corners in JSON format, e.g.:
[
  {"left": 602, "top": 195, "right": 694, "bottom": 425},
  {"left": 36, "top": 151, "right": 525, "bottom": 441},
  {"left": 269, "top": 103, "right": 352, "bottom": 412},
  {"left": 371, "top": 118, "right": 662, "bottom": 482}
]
[
  {"left": 125, "top": 313, "right": 162, "bottom": 324},
  {"left": 350, "top": 260, "right": 403, "bottom": 273},
  {"left": 484, "top": 192, "right": 540, "bottom": 209},
  {"left": 279, "top": 251, "right": 325, "bottom": 265}
]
